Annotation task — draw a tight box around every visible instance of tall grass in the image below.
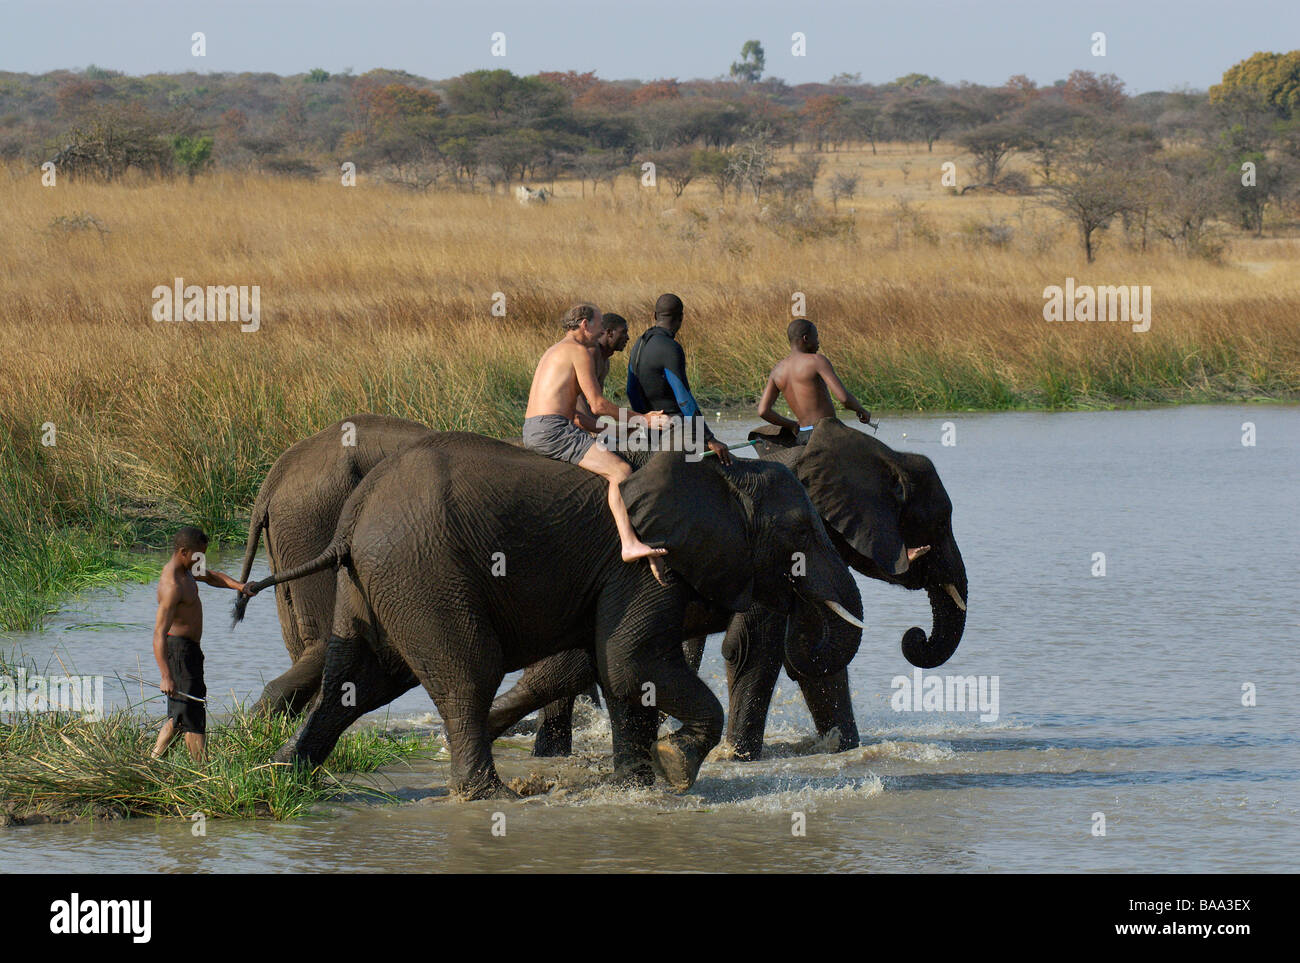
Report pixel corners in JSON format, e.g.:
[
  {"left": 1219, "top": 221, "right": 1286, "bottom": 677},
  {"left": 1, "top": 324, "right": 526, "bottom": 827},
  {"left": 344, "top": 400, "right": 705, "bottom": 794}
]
[
  {"left": 0, "top": 697, "right": 432, "bottom": 823},
  {"left": 2, "top": 150, "right": 1297, "bottom": 629}
]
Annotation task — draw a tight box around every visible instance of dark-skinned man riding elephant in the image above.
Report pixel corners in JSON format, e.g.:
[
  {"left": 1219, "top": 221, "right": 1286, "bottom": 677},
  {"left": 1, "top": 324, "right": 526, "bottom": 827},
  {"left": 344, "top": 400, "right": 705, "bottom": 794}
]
[
  {"left": 236, "top": 413, "right": 432, "bottom": 715},
  {"left": 495, "top": 415, "right": 968, "bottom": 761},
  {"left": 234, "top": 432, "right": 865, "bottom": 798}
]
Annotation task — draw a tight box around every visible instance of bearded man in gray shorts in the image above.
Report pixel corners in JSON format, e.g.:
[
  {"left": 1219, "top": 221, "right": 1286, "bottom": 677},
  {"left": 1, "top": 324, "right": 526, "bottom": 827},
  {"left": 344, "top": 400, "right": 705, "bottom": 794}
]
[{"left": 523, "top": 303, "right": 668, "bottom": 576}]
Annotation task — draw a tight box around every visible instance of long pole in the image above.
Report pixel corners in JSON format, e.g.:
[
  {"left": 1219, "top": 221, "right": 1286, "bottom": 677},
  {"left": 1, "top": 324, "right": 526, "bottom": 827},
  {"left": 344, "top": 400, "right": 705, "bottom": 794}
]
[{"left": 122, "top": 673, "right": 207, "bottom": 704}]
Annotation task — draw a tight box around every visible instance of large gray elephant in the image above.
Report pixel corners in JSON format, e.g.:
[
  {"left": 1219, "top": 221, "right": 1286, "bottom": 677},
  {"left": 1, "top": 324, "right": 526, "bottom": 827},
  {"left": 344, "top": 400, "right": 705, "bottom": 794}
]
[
  {"left": 236, "top": 413, "right": 432, "bottom": 714},
  {"left": 235, "top": 432, "right": 864, "bottom": 798},
  {"left": 495, "top": 416, "right": 968, "bottom": 760}
]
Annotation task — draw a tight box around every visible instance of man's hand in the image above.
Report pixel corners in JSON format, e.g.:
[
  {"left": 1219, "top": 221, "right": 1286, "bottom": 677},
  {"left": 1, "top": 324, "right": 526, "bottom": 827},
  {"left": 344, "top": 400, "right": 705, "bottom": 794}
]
[
  {"left": 856, "top": 408, "right": 873, "bottom": 425},
  {"left": 239, "top": 582, "right": 258, "bottom": 598},
  {"left": 707, "top": 438, "right": 733, "bottom": 466},
  {"left": 160, "top": 672, "right": 176, "bottom": 698}
]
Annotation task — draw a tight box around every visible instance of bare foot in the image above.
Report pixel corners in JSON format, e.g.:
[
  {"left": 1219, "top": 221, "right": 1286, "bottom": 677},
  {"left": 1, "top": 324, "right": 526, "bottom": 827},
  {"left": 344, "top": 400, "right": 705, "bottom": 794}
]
[
  {"left": 907, "top": 545, "right": 931, "bottom": 563},
  {"left": 621, "top": 541, "right": 667, "bottom": 563},
  {"left": 647, "top": 556, "right": 671, "bottom": 587}
]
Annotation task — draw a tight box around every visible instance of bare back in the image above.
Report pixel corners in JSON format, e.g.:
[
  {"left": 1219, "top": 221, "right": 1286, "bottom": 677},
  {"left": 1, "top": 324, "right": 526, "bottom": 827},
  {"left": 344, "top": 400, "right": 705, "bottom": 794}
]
[{"left": 771, "top": 352, "right": 837, "bottom": 427}]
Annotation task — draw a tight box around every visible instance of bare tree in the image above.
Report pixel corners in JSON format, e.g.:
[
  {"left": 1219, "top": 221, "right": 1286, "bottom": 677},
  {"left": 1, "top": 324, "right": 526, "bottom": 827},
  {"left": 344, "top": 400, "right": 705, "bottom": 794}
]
[
  {"left": 1045, "top": 147, "right": 1136, "bottom": 262},
  {"left": 829, "top": 171, "right": 859, "bottom": 209},
  {"left": 727, "top": 126, "right": 776, "bottom": 201}
]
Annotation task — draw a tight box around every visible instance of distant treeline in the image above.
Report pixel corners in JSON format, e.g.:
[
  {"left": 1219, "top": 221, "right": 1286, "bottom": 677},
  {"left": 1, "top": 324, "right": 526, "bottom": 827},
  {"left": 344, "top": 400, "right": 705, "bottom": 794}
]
[{"left": 3, "top": 50, "right": 1300, "bottom": 255}]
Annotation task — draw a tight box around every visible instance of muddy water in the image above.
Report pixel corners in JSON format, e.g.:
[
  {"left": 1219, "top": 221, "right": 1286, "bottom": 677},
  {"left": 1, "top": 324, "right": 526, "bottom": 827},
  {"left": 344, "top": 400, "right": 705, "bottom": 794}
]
[{"left": 3, "top": 405, "right": 1297, "bottom": 872}]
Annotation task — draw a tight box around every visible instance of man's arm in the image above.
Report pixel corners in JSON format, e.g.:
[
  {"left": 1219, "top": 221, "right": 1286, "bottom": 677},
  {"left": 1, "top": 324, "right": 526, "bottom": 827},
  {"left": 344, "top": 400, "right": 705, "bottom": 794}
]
[
  {"left": 757, "top": 372, "right": 800, "bottom": 432},
  {"left": 573, "top": 345, "right": 621, "bottom": 420},
  {"left": 574, "top": 346, "right": 668, "bottom": 428},
  {"left": 200, "top": 569, "right": 246, "bottom": 592},
  {"left": 816, "top": 355, "right": 872, "bottom": 424},
  {"left": 573, "top": 398, "right": 602, "bottom": 433},
  {"left": 573, "top": 348, "right": 604, "bottom": 432},
  {"left": 663, "top": 340, "right": 731, "bottom": 462},
  {"left": 153, "top": 580, "right": 179, "bottom": 697}
]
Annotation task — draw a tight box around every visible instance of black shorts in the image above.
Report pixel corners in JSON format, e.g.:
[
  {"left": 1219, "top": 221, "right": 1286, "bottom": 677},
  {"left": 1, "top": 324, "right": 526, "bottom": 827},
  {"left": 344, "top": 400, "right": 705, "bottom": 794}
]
[{"left": 165, "top": 634, "right": 207, "bottom": 735}]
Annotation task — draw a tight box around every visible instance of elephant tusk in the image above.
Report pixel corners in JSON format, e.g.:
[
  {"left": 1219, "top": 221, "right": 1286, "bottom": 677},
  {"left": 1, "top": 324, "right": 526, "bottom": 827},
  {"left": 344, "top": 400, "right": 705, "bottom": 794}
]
[
  {"left": 823, "top": 599, "right": 866, "bottom": 630},
  {"left": 943, "top": 583, "right": 967, "bottom": 612}
]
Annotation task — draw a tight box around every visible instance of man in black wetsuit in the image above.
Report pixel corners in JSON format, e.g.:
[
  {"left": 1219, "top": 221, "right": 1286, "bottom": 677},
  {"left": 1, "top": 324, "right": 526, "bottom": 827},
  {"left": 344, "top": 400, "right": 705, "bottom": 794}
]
[{"left": 626, "top": 293, "right": 732, "bottom": 465}]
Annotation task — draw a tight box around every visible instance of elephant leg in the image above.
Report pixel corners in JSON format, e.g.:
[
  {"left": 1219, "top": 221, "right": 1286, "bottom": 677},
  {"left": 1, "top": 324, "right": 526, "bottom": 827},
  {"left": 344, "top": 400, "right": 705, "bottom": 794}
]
[
  {"left": 253, "top": 640, "right": 326, "bottom": 716},
  {"left": 534, "top": 697, "right": 577, "bottom": 757},
  {"left": 398, "top": 616, "right": 511, "bottom": 801},
  {"left": 606, "top": 696, "right": 657, "bottom": 787},
  {"left": 644, "top": 658, "right": 724, "bottom": 792},
  {"left": 653, "top": 633, "right": 709, "bottom": 732},
  {"left": 793, "top": 669, "right": 860, "bottom": 752},
  {"left": 721, "top": 609, "right": 786, "bottom": 761},
  {"left": 275, "top": 633, "right": 415, "bottom": 768},
  {"left": 534, "top": 674, "right": 601, "bottom": 756},
  {"left": 596, "top": 584, "right": 721, "bottom": 792},
  {"left": 681, "top": 635, "right": 706, "bottom": 672},
  {"left": 485, "top": 648, "right": 597, "bottom": 756}
]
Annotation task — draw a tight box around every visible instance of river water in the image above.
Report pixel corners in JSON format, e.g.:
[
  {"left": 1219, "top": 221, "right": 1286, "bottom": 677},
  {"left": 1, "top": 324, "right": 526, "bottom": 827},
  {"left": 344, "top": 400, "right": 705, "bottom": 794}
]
[{"left": 3, "top": 405, "right": 1297, "bottom": 872}]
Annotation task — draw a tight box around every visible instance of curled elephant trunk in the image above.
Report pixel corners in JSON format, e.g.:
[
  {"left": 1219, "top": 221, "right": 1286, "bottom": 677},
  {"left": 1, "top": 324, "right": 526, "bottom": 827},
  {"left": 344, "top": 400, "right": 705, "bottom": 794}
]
[
  {"left": 901, "top": 569, "right": 967, "bottom": 669},
  {"left": 784, "top": 561, "right": 863, "bottom": 679}
]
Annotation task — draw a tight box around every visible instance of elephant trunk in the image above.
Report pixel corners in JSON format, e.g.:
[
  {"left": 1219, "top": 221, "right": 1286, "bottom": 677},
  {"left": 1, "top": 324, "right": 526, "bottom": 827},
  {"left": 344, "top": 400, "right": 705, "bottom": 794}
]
[
  {"left": 901, "top": 542, "right": 967, "bottom": 669},
  {"left": 784, "top": 560, "right": 863, "bottom": 679}
]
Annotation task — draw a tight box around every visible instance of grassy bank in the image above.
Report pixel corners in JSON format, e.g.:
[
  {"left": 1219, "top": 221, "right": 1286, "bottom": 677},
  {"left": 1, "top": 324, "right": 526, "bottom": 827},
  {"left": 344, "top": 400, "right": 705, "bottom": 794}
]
[
  {"left": 0, "top": 693, "right": 433, "bottom": 824},
  {"left": 3, "top": 146, "right": 1298, "bottom": 630}
]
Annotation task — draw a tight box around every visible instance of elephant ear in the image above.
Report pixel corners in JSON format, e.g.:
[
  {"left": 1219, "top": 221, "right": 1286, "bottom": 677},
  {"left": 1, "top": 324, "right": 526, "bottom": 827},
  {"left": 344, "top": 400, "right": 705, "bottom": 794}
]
[
  {"left": 621, "top": 452, "right": 755, "bottom": 612},
  {"left": 747, "top": 423, "right": 800, "bottom": 455},
  {"left": 795, "top": 417, "right": 908, "bottom": 575}
]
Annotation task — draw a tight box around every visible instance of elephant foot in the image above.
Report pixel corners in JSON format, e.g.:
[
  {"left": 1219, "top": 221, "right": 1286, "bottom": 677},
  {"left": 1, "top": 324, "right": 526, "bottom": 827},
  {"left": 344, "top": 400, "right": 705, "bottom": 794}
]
[
  {"left": 273, "top": 744, "right": 316, "bottom": 771},
  {"left": 454, "top": 773, "right": 517, "bottom": 801},
  {"left": 651, "top": 737, "right": 706, "bottom": 793},
  {"left": 824, "top": 725, "right": 860, "bottom": 753},
  {"left": 728, "top": 741, "right": 763, "bottom": 762},
  {"left": 610, "top": 762, "right": 655, "bottom": 790},
  {"left": 532, "top": 730, "right": 573, "bottom": 758}
]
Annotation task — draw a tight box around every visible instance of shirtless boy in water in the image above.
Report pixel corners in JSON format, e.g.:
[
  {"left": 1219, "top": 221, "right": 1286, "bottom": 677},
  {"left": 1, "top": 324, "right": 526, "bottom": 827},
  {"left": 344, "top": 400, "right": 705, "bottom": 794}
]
[
  {"left": 523, "top": 303, "right": 667, "bottom": 572},
  {"left": 758, "top": 318, "right": 929, "bottom": 565},
  {"left": 149, "top": 526, "right": 246, "bottom": 762}
]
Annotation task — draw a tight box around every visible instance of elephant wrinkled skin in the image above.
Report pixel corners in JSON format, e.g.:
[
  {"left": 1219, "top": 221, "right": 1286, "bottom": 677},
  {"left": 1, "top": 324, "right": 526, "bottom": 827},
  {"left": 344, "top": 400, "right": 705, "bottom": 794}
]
[{"left": 236, "top": 433, "right": 863, "bottom": 798}]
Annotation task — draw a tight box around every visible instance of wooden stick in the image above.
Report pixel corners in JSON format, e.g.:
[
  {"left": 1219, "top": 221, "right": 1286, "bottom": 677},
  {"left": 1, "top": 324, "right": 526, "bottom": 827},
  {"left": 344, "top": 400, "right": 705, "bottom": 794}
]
[{"left": 122, "top": 673, "right": 206, "bottom": 704}]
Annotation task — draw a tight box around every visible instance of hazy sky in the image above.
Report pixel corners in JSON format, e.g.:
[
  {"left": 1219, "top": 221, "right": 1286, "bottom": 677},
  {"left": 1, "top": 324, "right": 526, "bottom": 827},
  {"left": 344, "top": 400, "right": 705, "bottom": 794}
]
[{"left": 0, "top": 0, "right": 1295, "bottom": 93}]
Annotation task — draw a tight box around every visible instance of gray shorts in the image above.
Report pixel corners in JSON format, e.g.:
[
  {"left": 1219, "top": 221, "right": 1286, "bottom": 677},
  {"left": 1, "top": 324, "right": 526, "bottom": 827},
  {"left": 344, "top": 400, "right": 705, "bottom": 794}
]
[{"left": 522, "top": 414, "right": 597, "bottom": 465}]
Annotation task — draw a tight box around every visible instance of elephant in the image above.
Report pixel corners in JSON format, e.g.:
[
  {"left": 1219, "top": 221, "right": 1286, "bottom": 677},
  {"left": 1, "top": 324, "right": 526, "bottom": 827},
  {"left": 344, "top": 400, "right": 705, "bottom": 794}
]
[
  {"left": 235, "top": 413, "right": 433, "bottom": 715},
  {"left": 234, "top": 432, "right": 865, "bottom": 798},
  {"left": 494, "top": 415, "right": 968, "bottom": 761}
]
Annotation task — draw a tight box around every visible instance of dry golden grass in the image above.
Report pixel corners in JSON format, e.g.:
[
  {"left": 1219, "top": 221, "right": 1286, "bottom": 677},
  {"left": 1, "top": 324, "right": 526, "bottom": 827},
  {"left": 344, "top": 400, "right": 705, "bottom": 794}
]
[{"left": 2, "top": 141, "right": 1298, "bottom": 627}]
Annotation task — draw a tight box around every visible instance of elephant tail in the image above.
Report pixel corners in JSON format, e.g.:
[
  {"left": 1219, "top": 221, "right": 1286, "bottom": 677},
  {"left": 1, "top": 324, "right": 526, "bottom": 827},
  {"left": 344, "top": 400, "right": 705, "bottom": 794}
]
[
  {"left": 237, "top": 487, "right": 272, "bottom": 587},
  {"left": 232, "top": 539, "right": 350, "bottom": 626}
]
